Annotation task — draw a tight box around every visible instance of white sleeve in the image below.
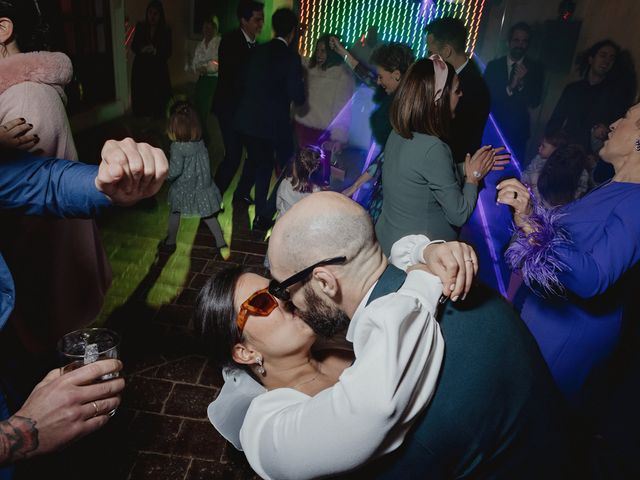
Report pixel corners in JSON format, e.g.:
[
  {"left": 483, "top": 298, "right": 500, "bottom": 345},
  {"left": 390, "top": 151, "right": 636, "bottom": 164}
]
[
  {"left": 389, "top": 234, "right": 445, "bottom": 271},
  {"left": 239, "top": 269, "right": 444, "bottom": 480}
]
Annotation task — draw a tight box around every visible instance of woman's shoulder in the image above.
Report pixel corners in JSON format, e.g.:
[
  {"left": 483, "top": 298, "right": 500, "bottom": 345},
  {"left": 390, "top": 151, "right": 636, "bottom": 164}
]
[{"left": 394, "top": 132, "right": 448, "bottom": 152}]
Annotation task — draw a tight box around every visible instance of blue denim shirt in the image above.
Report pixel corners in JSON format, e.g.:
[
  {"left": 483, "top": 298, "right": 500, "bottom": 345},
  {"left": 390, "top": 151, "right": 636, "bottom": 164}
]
[{"left": 0, "top": 153, "right": 111, "bottom": 330}]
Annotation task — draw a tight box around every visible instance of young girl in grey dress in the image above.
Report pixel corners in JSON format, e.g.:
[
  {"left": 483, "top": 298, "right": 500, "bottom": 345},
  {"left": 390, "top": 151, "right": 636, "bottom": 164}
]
[{"left": 159, "top": 101, "right": 226, "bottom": 253}]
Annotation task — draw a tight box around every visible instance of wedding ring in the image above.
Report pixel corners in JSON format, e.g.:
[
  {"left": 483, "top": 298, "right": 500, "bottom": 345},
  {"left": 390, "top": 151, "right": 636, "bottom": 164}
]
[
  {"left": 464, "top": 258, "right": 473, "bottom": 263},
  {"left": 92, "top": 401, "right": 99, "bottom": 418},
  {"left": 472, "top": 170, "right": 482, "bottom": 179}
]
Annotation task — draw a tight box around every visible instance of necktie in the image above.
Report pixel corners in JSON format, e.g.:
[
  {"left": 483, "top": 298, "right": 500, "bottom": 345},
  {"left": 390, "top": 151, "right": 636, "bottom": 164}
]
[
  {"left": 509, "top": 63, "right": 517, "bottom": 84},
  {"left": 248, "top": 41, "right": 255, "bottom": 49}
]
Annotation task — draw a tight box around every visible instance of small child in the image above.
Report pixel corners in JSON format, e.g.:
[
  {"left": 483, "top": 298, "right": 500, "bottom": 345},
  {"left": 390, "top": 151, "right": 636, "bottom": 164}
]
[
  {"left": 275, "top": 146, "right": 323, "bottom": 219},
  {"left": 159, "top": 101, "right": 226, "bottom": 254},
  {"left": 538, "top": 144, "right": 589, "bottom": 207},
  {"left": 264, "top": 146, "right": 323, "bottom": 268},
  {"left": 521, "top": 130, "right": 569, "bottom": 200}
]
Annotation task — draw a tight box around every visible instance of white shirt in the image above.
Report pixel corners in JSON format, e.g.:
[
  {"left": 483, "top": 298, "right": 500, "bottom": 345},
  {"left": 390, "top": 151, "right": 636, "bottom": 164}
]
[
  {"left": 238, "top": 237, "right": 444, "bottom": 480},
  {"left": 192, "top": 36, "right": 221, "bottom": 76},
  {"left": 294, "top": 58, "right": 354, "bottom": 143},
  {"left": 275, "top": 178, "right": 320, "bottom": 219}
]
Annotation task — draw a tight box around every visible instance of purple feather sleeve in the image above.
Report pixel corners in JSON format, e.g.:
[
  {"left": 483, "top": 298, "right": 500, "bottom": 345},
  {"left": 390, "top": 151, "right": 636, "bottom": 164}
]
[{"left": 505, "top": 204, "right": 573, "bottom": 297}]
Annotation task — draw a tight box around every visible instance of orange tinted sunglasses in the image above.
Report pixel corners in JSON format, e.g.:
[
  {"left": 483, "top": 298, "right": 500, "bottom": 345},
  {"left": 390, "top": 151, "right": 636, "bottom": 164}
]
[{"left": 236, "top": 288, "right": 279, "bottom": 333}]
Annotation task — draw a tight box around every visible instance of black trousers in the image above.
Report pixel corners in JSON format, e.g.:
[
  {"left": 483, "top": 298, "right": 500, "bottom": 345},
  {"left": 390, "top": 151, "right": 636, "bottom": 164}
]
[
  {"left": 241, "top": 134, "right": 292, "bottom": 221},
  {"left": 213, "top": 107, "right": 248, "bottom": 196}
]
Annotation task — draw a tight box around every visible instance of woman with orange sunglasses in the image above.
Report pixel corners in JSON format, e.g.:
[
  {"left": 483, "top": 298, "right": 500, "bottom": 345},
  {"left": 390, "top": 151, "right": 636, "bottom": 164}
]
[{"left": 196, "top": 265, "right": 354, "bottom": 403}]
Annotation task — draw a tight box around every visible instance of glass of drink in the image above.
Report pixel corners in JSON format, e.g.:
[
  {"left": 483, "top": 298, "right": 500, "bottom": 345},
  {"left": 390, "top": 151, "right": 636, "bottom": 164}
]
[{"left": 57, "top": 328, "right": 121, "bottom": 415}]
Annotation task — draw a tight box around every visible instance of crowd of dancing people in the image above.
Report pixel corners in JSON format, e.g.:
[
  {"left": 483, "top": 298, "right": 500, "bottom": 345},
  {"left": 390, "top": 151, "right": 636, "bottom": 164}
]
[{"left": 0, "top": 0, "right": 639, "bottom": 478}]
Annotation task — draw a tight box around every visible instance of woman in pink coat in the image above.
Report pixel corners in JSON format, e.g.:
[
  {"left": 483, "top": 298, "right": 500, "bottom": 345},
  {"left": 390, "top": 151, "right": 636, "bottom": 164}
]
[{"left": 0, "top": 2, "right": 111, "bottom": 370}]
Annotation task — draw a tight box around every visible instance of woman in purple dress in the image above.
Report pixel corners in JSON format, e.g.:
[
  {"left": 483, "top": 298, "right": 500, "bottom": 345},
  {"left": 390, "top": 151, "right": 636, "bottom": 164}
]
[{"left": 496, "top": 103, "right": 640, "bottom": 403}]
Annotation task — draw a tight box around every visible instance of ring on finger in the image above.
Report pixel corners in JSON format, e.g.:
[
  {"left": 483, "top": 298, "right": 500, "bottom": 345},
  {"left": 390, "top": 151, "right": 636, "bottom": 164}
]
[
  {"left": 464, "top": 258, "right": 474, "bottom": 263},
  {"left": 92, "top": 401, "right": 99, "bottom": 418}
]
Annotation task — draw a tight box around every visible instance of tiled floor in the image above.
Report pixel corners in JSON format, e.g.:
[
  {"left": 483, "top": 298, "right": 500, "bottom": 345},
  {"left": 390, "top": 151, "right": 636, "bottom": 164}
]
[{"left": 14, "top": 116, "right": 265, "bottom": 479}]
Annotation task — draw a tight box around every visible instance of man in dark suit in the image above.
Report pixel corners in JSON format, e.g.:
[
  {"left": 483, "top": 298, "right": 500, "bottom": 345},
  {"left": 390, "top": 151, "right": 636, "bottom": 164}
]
[
  {"left": 212, "top": 0, "right": 264, "bottom": 201},
  {"left": 364, "top": 281, "right": 570, "bottom": 479},
  {"left": 234, "top": 8, "right": 305, "bottom": 230},
  {"left": 484, "top": 22, "right": 544, "bottom": 164},
  {"left": 426, "top": 17, "right": 491, "bottom": 167}
]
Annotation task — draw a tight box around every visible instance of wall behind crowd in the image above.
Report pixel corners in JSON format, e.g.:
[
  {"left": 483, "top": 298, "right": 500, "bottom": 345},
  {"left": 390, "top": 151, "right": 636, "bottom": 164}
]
[
  {"left": 476, "top": 0, "right": 639, "bottom": 160},
  {"left": 124, "top": 0, "right": 293, "bottom": 96}
]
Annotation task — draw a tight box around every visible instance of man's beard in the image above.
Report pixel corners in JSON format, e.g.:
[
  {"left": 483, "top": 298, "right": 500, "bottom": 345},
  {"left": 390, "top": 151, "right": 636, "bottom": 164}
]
[
  {"left": 300, "top": 286, "right": 351, "bottom": 338},
  {"left": 510, "top": 47, "right": 525, "bottom": 60}
]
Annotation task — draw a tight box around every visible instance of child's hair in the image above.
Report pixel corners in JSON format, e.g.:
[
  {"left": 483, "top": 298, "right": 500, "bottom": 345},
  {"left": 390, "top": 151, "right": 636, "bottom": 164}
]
[
  {"left": 291, "top": 146, "right": 322, "bottom": 193},
  {"left": 543, "top": 129, "right": 570, "bottom": 149},
  {"left": 167, "top": 101, "right": 202, "bottom": 142},
  {"left": 538, "top": 144, "right": 586, "bottom": 207}
]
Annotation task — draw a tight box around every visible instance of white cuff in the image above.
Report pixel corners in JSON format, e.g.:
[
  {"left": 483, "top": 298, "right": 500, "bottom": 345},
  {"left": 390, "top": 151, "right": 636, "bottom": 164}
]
[{"left": 390, "top": 234, "right": 445, "bottom": 270}]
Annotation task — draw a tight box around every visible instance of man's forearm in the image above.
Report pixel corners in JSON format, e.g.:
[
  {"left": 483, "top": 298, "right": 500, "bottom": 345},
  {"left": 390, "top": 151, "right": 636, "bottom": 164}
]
[
  {"left": 0, "top": 155, "right": 110, "bottom": 216},
  {"left": 0, "top": 416, "right": 39, "bottom": 465}
]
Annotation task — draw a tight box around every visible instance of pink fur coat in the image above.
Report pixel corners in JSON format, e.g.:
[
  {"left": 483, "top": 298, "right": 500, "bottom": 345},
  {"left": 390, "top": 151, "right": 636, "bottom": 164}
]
[{"left": 0, "top": 51, "right": 76, "bottom": 159}]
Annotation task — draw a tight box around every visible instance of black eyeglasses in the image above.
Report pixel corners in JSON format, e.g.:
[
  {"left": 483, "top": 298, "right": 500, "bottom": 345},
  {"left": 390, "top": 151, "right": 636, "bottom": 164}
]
[{"left": 268, "top": 256, "right": 347, "bottom": 301}]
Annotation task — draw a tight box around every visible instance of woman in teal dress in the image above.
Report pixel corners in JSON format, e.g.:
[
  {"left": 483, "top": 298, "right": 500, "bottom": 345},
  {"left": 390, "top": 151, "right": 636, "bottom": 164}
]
[{"left": 375, "top": 56, "right": 508, "bottom": 254}]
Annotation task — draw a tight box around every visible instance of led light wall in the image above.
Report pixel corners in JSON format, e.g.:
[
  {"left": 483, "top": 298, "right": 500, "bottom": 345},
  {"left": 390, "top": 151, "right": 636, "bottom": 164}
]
[{"left": 299, "top": 0, "right": 486, "bottom": 57}]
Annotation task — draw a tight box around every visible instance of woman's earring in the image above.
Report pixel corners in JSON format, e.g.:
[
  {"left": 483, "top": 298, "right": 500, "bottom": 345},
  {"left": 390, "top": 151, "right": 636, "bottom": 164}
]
[
  {"left": 256, "top": 356, "right": 266, "bottom": 376},
  {"left": 635, "top": 139, "right": 640, "bottom": 152}
]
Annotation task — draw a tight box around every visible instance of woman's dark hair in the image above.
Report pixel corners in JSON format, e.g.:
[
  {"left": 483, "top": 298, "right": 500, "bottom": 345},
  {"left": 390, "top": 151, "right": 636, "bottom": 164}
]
[
  {"left": 576, "top": 39, "right": 620, "bottom": 78},
  {"left": 195, "top": 265, "right": 254, "bottom": 370},
  {"left": 538, "top": 144, "right": 586, "bottom": 207},
  {"left": 167, "top": 101, "right": 202, "bottom": 142},
  {"left": 291, "top": 146, "right": 322, "bottom": 192},
  {"left": 145, "top": 0, "right": 167, "bottom": 29},
  {"left": 390, "top": 57, "right": 455, "bottom": 139},
  {"left": 370, "top": 43, "right": 415, "bottom": 75},
  {"left": 0, "top": 0, "right": 50, "bottom": 52},
  {"left": 309, "top": 34, "right": 343, "bottom": 70}
]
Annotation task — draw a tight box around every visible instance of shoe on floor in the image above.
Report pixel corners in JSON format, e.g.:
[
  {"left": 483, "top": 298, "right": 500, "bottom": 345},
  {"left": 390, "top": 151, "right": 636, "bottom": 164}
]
[{"left": 252, "top": 216, "right": 273, "bottom": 232}]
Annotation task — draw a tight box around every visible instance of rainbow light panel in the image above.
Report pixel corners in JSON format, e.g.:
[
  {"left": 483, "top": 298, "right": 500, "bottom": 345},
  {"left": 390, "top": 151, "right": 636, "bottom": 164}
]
[{"left": 299, "top": 0, "right": 486, "bottom": 58}]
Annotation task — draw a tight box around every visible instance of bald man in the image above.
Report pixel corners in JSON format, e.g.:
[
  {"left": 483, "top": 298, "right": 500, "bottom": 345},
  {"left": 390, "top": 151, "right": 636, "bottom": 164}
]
[{"left": 240, "top": 191, "right": 570, "bottom": 479}]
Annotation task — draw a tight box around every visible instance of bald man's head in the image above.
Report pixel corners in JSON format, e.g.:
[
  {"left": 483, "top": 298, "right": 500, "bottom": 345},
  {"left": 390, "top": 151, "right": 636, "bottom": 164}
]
[{"left": 268, "top": 192, "right": 378, "bottom": 277}]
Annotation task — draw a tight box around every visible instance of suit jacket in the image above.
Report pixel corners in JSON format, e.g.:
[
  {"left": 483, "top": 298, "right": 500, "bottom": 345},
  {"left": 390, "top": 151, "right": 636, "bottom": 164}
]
[
  {"left": 484, "top": 55, "right": 544, "bottom": 143},
  {"left": 449, "top": 59, "right": 491, "bottom": 163},
  {"left": 234, "top": 39, "right": 305, "bottom": 144},
  {"left": 212, "top": 28, "right": 253, "bottom": 115},
  {"left": 351, "top": 266, "right": 570, "bottom": 479}
]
